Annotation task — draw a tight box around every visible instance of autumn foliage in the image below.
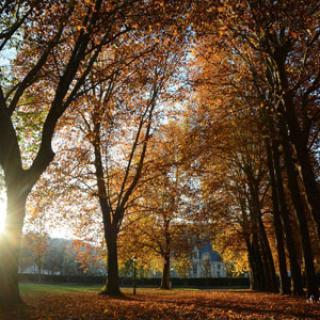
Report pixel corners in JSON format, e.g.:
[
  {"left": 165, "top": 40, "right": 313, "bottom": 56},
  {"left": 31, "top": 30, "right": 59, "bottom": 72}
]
[{"left": 0, "top": 0, "right": 320, "bottom": 315}]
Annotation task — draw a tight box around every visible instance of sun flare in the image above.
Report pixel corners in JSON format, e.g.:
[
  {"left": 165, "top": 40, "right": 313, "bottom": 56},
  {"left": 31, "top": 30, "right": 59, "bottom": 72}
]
[{"left": 0, "top": 196, "right": 6, "bottom": 233}]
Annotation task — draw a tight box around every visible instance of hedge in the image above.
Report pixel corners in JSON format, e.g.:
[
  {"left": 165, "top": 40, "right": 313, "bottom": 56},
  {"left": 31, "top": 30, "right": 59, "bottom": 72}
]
[{"left": 18, "top": 274, "right": 250, "bottom": 288}]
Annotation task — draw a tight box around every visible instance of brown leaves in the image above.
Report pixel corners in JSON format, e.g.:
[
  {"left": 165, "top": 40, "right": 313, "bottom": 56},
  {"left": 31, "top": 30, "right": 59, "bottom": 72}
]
[{"left": 5, "top": 288, "right": 320, "bottom": 320}]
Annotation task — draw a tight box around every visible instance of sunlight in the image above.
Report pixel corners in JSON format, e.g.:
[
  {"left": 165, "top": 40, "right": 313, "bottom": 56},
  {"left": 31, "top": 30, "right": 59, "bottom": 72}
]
[{"left": 0, "top": 195, "right": 6, "bottom": 234}]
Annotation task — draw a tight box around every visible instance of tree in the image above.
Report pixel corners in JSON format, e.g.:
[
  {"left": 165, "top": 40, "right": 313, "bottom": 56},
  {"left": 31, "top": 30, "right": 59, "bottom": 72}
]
[
  {"left": 88, "top": 49, "right": 184, "bottom": 295},
  {"left": 187, "top": 42, "right": 279, "bottom": 292},
  {"left": 123, "top": 123, "right": 207, "bottom": 289},
  {"left": 189, "top": 0, "right": 320, "bottom": 296},
  {"left": 21, "top": 231, "right": 48, "bottom": 278},
  {"left": 39, "top": 31, "right": 187, "bottom": 295},
  {"left": 72, "top": 239, "right": 106, "bottom": 275},
  {"left": 0, "top": 0, "right": 181, "bottom": 306}
]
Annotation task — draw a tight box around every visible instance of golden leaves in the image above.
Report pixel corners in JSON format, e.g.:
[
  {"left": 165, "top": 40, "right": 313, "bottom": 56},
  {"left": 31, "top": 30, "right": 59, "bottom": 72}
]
[{"left": 10, "top": 287, "right": 320, "bottom": 319}]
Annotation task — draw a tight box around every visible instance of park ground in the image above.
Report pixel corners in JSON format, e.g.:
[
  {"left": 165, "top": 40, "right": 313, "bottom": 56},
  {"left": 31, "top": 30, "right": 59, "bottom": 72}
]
[{"left": 1, "top": 284, "right": 320, "bottom": 320}]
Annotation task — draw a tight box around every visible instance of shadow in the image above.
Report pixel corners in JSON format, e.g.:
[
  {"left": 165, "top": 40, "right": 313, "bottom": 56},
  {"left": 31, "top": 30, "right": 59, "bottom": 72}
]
[
  {"left": 98, "top": 291, "right": 135, "bottom": 301},
  {"left": 0, "top": 304, "right": 32, "bottom": 320},
  {"left": 126, "top": 291, "right": 319, "bottom": 319}
]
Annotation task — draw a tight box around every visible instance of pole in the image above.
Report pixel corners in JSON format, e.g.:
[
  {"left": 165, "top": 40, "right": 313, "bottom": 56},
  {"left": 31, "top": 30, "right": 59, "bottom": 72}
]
[{"left": 133, "top": 258, "right": 137, "bottom": 295}]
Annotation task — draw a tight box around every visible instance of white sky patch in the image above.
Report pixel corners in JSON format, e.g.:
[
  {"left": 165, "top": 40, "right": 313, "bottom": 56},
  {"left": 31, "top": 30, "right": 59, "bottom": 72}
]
[{"left": 49, "top": 226, "right": 74, "bottom": 240}]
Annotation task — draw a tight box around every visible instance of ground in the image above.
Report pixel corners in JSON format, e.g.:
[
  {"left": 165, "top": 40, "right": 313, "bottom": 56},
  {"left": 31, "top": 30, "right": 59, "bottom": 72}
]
[{"left": 1, "top": 283, "right": 319, "bottom": 319}]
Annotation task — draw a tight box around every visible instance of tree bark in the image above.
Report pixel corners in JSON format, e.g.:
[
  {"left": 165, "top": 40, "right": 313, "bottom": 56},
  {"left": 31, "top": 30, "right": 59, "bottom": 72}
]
[
  {"left": 283, "top": 95, "right": 320, "bottom": 240},
  {"left": 257, "top": 214, "right": 278, "bottom": 293},
  {"left": 246, "top": 236, "right": 266, "bottom": 291},
  {"left": 280, "top": 118, "right": 318, "bottom": 296},
  {"left": 242, "top": 207, "right": 265, "bottom": 291},
  {"left": 272, "top": 138, "right": 304, "bottom": 295},
  {"left": 92, "top": 124, "right": 121, "bottom": 297},
  {"left": 246, "top": 240, "right": 257, "bottom": 290},
  {"left": 247, "top": 178, "right": 278, "bottom": 292},
  {"left": 0, "top": 186, "right": 28, "bottom": 309},
  {"left": 274, "top": 48, "right": 320, "bottom": 240},
  {"left": 160, "top": 254, "right": 171, "bottom": 290},
  {"left": 266, "top": 140, "right": 291, "bottom": 294},
  {"left": 102, "top": 232, "right": 122, "bottom": 296}
]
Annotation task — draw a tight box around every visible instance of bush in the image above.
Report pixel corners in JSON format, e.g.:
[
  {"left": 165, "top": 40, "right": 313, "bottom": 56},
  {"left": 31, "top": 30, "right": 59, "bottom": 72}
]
[{"left": 19, "top": 274, "right": 250, "bottom": 288}]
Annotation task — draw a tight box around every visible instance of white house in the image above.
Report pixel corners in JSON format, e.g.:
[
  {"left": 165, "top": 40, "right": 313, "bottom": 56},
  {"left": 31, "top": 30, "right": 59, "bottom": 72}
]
[{"left": 190, "top": 243, "right": 227, "bottom": 278}]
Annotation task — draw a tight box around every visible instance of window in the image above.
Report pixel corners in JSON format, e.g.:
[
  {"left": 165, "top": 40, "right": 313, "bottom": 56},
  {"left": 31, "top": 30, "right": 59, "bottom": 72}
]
[{"left": 193, "top": 263, "right": 198, "bottom": 276}]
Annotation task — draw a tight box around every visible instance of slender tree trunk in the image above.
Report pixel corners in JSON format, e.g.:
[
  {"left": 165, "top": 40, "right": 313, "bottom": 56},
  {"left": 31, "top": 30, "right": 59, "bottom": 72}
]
[
  {"left": 0, "top": 186, "right": 28, "bottom": 309},
  {"left": 93, "top": 128, "right": 121, "bottom": 296},
  {"left": 257, "top": 214, "right": 278, "bottom": 292},
  {"left": 160, "top": 254, "right": 171, "bottom": 290},
  {"left": 269, "top": 195, "right": 290, "bottom": 294},
  {"left": 248, "top": 179, "right": 278, "bottom": 292},
  {"left": 246, "top": 237, "right": 265, "bottom": 291},
  {"left": 253, "top": 239, "right": 266, "bottom": 291},
  {"left": 280, "top": 119, "right": 318, "bottom": 296},
  {"left": 266, "top": 141, "right": 290, "bottom": 294},
  {"left": 249, "top": 208, "right": 270, "bottom": 291},
  {"left": 242, "top": 203, "right": 266, "bottom": 291},
  {"left": 272, "top": 138, "right": 304, "bottom": 295},
  {"left": 246, "top": 239, "right": 257, "bottom": 290}
]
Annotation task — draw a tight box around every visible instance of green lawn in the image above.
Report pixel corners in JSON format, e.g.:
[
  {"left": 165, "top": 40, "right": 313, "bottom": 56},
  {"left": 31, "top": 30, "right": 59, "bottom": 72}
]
[
  {"left": 20, "top": 282, "right": 102, "bottom": 296},
  {"left": 20, "top": 282, "right": 199, "bottom": 297}
]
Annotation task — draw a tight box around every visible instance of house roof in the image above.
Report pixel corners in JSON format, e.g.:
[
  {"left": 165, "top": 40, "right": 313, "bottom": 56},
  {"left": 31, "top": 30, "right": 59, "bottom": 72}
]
[{"left": 198, "top": 243, "right": 222, "bottom": 262}]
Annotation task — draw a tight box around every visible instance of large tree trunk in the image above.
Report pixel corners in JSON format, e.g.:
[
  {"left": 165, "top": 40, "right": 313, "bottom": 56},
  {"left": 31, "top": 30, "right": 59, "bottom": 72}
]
[
  {"left": 103, "top": 232, "right": 121, "bottom": 296},
  {"left": 283, "top": 95, "right": 320, "bottom": 240},
  {"left": 160, "top": 254, "right": 171, "bottom": 290},
  {"left": 274, "top": 51, "right": 320, "bottom": 240},
  {"left": 272, "top": 139, "right": 304, "bottom": 295},
  {"left": 280, "top": 119, "right": 318, "bottom": 296},
  {"left": 293, "top": 142, "right": 320, "bottom": 239},
  {"left": 0, "top": 186, "right": 28, "bottom": 309},
  {"left": 266, "top": 141, "right": 290, "bottom": 294}
]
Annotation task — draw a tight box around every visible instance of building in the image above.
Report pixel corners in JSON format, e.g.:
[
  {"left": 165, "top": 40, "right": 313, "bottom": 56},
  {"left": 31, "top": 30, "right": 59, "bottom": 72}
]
[{"left": 190, "top": 243, "right": 227, "bottom": 278}]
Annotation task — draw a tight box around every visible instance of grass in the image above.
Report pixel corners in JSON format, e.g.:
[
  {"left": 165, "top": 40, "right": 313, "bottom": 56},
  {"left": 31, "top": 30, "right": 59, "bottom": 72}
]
[
  {"left": 20, "top": 282, "right": 102, "bottom": 295},
  {"left": 20, "top": 282, "right": 201, "bottom": 296},
  {"left": 1, "top": 283, "right": 319, "bottom": 319}
]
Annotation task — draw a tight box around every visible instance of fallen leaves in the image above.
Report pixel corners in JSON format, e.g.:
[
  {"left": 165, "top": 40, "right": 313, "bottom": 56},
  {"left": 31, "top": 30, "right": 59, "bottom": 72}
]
[{"left": 2, "top": 289, "right": 320, "bottom": 320}]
